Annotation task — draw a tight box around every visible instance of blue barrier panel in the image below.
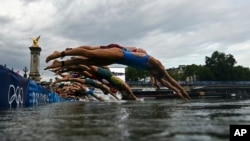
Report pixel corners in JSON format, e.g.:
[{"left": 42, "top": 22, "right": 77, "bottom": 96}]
[
  {"left": 0, "top": 65, "right": 61, "bottom": 108},
  {"left": 48, "top": 91, "right": 61, "bottom": 103},
  {"left": 28, "top": 80, "right": 61, "bottom": 105},
  {"left": 28, "top": 80, "right": 40, "bottom": 105},
  {"left": 0, "top": 65, "right": 29, "bottom": 108}
]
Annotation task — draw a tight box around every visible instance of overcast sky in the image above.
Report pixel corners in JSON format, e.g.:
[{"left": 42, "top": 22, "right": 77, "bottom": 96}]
[{"left": 1, "top": 0, "right": 250, "bottom": 81}]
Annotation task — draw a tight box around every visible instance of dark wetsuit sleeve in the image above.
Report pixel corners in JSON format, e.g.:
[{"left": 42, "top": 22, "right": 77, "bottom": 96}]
[
  {"left": 95, "top": 67, "right": 113, "bottom": 81},
  {"left": 85, "top": 78, "right": 96, "bottom": 86}
]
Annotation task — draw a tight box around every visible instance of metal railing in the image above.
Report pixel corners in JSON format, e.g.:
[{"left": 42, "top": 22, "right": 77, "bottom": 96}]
[{"left": 126, "top": 81, "right": 250, "bottom": 86}]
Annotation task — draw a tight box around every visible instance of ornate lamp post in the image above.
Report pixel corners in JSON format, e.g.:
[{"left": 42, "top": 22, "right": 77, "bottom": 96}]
[{"left": 23, "top": 66, "right": 28, "bottom": 78}]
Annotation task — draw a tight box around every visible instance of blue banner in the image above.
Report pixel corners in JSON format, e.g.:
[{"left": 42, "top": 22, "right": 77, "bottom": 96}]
[
  {"left": 0, "top": 65, "right": 29, "bottom": 108},
  {"left": 27, "top": 81, "right": 61, "bottom": 105},
  {"left": 0, "top": 65, "right": 61, "bottom": 108},
  {"left": 28, "top": 80, "right": 47, "bottom": 106}
]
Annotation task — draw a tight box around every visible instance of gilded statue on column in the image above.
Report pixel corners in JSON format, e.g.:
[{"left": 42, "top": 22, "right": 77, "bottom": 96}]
[{"left": 31, "top": 35, "right": 40, "bottom": 47}]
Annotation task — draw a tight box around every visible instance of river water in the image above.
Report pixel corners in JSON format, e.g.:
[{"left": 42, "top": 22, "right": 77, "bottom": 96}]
[{"left": 1, "top": 98, "right": 250, "bottom": 141}]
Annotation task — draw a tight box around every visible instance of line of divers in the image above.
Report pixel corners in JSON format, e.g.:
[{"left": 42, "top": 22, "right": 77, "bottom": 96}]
[{"left": 45, "top": 44, "right": 191, "bottom": 101}]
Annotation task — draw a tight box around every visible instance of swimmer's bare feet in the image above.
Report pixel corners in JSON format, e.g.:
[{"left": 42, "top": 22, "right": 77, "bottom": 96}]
[
  {"left": 44, "top": 60, "right": 62, "bottom": 70},
  {"left": 46, "top": 51, "right": 61, "bottom": 63}
]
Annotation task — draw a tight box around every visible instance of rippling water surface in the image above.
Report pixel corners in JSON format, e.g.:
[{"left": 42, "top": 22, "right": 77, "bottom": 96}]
[{"left": 1, "top": 98, "right": 250, "bottom": 141}]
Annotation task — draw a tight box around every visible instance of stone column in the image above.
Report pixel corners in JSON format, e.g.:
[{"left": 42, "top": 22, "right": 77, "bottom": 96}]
[{"left": 29, "top": 46, "right": 41, "bottom": 82}]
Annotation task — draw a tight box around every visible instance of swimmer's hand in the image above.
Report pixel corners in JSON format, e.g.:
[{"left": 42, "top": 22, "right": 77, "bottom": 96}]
[{"left": 136, "top": 98, "right": 144, "bottom": 102}]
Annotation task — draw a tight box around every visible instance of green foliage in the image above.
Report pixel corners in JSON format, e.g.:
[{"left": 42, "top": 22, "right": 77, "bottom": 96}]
[
  {"left": 168, "top": 70, "right": 182, "bottom": 80},
  {"left": 183, "top": 51, "right": 250, "bottom": 81},
  {"left": 205, "top": 51, "right": 236, "bottom": 81},
  {"left": 182, "top": 64, "right": 213, "bottom": 81},
  {"left": 125, "top": 66, "right": 149, "bottom": 81},
  {"left": 196, "top": 66, "right": 214, "bottom": 81},
  {"left": 232, "top": 66, "right": 250, "bottom": 81}
]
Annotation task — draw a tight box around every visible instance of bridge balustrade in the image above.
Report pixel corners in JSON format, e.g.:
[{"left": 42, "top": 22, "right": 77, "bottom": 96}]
[{"left": 126, "top": 81, "right": 250, "bottom": 87}]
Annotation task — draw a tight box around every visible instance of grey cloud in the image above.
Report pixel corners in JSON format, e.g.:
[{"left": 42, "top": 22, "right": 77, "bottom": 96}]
[
  {"left": 49, "top": 0, "right": 164, "bottom": 44},
  {"left": 1, "top": 0, "right": 250, "bottom": 81},
  {"left": 0, "top": 15, "right": 12, "bottom": 24},
  {"left": 20, "top": 0, "right": 41, "bottom": 5}
]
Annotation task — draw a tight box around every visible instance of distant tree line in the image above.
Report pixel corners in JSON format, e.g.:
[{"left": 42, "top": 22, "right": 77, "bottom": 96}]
[{"left": 125, "top": 51, "right": 250, "bottom": 81}]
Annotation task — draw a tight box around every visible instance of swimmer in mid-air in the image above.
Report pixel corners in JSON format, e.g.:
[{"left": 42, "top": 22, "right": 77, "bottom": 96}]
[{"left": 45, "top": 44, "right": 191, "bottom": 99}]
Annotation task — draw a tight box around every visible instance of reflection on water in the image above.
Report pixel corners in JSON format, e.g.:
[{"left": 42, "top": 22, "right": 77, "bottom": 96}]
[{"left": 1, "top": 98, "right": 250, "bottom": 141}]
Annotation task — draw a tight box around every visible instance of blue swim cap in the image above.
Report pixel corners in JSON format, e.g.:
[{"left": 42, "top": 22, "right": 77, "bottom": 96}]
[{"left": 86, "top": 88, "right": 94, "bottom": 95}]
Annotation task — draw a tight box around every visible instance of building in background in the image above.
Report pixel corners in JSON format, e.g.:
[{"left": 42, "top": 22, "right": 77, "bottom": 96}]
[{"left": 109, "top": 67, "right": 125, "bottom": 81}]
